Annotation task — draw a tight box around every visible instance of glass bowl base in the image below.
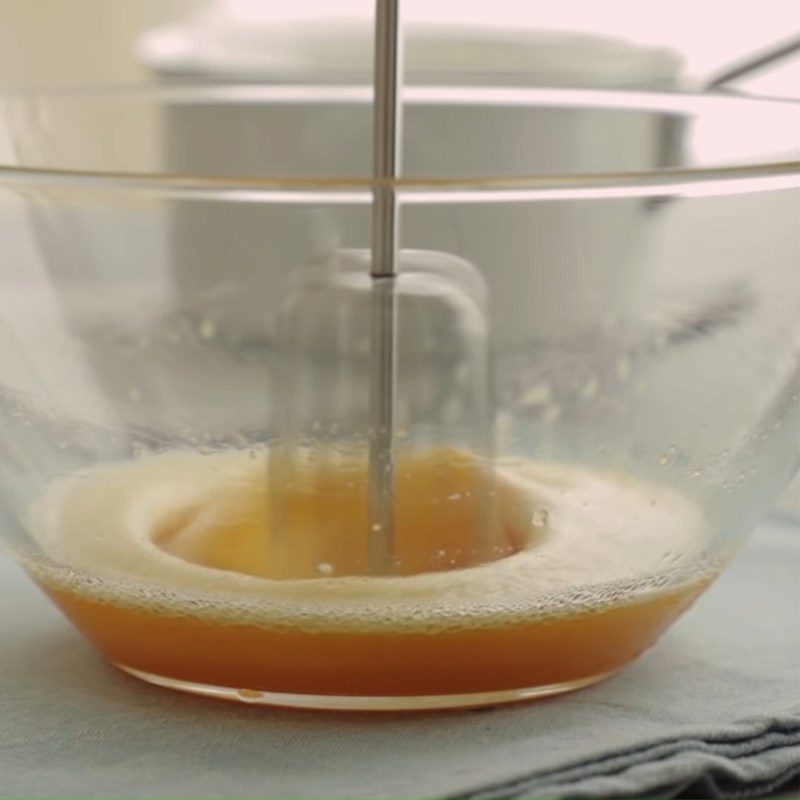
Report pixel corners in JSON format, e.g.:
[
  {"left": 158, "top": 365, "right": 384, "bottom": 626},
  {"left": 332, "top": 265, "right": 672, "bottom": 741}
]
[{"left": 114, "top": 662, "right": 616, "bottom": 711}]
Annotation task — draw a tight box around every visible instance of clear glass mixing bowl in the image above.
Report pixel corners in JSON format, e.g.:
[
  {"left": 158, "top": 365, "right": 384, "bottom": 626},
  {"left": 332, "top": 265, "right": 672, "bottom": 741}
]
[{"left": 0, "top": 84, "right": 797, "bottom": 710}]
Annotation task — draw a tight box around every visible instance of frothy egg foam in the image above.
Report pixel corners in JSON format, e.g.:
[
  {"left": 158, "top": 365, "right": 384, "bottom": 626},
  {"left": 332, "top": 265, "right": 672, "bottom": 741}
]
[{"left": 24, "top": 449, "right": 717, "bottom": 633}]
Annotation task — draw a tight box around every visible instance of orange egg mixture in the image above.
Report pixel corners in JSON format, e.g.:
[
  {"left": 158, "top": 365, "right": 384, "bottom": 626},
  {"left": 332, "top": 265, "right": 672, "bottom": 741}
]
[{"left": 23, "top": 449, "right": 718, "bottom": 708}]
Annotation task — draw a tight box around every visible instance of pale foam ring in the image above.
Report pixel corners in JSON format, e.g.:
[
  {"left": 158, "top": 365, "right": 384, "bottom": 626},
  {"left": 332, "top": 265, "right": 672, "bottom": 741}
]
[{"left": 21, "top": 449, "right": 722, "bottom": 634}]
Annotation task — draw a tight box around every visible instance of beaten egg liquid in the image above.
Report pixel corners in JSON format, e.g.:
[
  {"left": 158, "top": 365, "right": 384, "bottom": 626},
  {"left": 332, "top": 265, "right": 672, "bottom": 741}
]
[{"left": 23, "top": 449, "right": 718, "bottom": 704}]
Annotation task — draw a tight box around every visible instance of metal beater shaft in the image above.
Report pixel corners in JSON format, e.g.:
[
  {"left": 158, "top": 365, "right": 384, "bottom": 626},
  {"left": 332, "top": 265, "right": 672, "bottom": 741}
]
[{"left": 369, "top": 0, "right": 403, "bottom": 573}]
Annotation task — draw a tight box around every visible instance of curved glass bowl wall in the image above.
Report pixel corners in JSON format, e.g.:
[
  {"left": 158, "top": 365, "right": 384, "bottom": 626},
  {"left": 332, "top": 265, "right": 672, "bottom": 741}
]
[{"left": 0, "top": 85, "right": 797, "bottom": 709}]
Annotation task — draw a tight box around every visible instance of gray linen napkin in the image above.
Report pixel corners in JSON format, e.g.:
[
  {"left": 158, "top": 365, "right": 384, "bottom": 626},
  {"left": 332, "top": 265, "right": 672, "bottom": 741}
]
[{"left": 0, "top": 514, "right": 797, "bottom": 799}]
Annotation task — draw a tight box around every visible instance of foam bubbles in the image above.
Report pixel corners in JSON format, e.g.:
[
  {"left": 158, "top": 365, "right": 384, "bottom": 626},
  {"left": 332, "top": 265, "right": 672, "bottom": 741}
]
[{"left": 23, "top": 448, "right": 718, "bottom": 635}]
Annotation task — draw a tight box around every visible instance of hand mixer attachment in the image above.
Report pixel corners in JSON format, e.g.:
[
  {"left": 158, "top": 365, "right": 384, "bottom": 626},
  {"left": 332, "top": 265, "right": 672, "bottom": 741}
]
[
  {"left": 368, "top": 0, "right": 403, "bottom": 574},
  {"left": 267, "top": 1, "right": 524, "bottom": 579}
]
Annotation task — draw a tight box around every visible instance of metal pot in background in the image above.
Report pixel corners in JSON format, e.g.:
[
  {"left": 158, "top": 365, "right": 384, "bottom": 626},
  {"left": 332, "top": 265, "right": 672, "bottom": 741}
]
[{"left": 138, "top": 16, "right": 685, "bottom": 346}]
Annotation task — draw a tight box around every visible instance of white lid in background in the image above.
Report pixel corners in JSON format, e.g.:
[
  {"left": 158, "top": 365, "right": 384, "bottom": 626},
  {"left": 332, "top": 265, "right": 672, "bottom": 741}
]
[{"left": 137, "top": 9, "right": 681, "bottom": 87}]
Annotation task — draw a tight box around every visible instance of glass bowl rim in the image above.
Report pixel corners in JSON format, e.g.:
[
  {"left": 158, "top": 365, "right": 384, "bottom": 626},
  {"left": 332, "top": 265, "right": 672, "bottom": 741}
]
[{"left": 0, "top": 82, "right": 798, "bottom": 202}]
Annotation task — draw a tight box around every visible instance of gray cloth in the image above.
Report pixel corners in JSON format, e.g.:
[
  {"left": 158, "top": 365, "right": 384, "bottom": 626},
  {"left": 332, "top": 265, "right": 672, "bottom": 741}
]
[{"left": 0, "top": 514, "right": 797, "bottom": 799}]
